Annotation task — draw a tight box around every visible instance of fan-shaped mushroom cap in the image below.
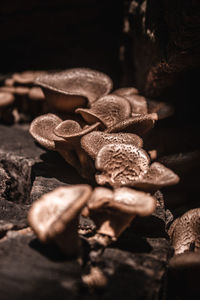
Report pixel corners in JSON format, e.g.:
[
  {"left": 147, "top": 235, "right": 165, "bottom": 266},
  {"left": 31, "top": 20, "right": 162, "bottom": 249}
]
[
  {"left": 28, "top": 87, "right": 45, "bottom": 101},
  {"left": 81, "top": 131, "right": 143, "bottom": 159},
  {"left": 28, "top": 185, "right": 92, "bottom": 256},
  {"left": 35, "top": 68, "right": 113, "bottom": 112},
  {"left": 13, "top": 70, "right": 46, "bottom": 85},
  {"left": 54, "top": 120, "right": 100, "bottom": 142},
  {"left": 113, "top": 88, "right": 148, "bottom": 115},
  {"left": 95, "top": 143, "right": 150, "bottom": 187},
  {"left": 29, "top": 113, "right": 63, "bottom": 150},
  {"left": 133, "top": 162, "right": 180, "bottom": 191},
  {"left": 82, "top": 187, "right": 156, "bottom": 238},
  {"left": 0, "top": 92, "right": 15, "bottom": 108},
  {"left": 168, "top": 208, "right": 200, "bottom": 255},
  {"left": 105, "top": 114, "right": 157, "bottom": 136},
  {"left": 76, "top": 94, "right": 131, "bottom": 129},
  {"left": 95, "top": 144, "right": 179, "bottom": 190}
]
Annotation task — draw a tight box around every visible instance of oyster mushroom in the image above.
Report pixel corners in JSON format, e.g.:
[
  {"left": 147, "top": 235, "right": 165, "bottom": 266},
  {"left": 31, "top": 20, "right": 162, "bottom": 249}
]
[
  {"left": 81, "top": 131, "right": 143, "bottom": 160},
  {"left": 168, "top": 208, "right": 200, "bottom": 255},
  {"left": 29, "top": 114, "right": 99, "bottom": 179},
  {"left": 76, "top": 94, "right": 131, "bottom": 129},
  {"left": 105, "top": 114, "right": 157, "bottom": 136},
  {"left": 113, "top": 87, "right": 174, "bottom": 119},
  {"left": 82, "top": 187, "right": 156, "bottom": 245},
  {"left": 35, "top": 68, "right": 113, "bottom": 113},
  {"left": 28, "top": 185, "right": 92, "bottom": 257},
  {"left": 12, "top": 70, "right": 46, "bottom": 86},
  {"left": 95, "top": 143, "right": 179, "bottom": 190}
]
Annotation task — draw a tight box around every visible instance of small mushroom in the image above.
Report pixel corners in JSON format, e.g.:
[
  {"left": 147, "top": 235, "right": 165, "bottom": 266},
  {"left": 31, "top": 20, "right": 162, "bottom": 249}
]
[
  {"left": 168, "top": 208, "right": 200, "bottom": 255},
  {"left": 35, "top": 68, "right": 113, "bottom": 113},
  {"left": 12, "top": 70, "right": 46, "bottom": 86},
  {"left": 76, "top": 94, "right": 131, "bottom": 129},
  {"left": 82, "top": 187, "right": 156, "bottom": 244},
  {"left": 147, "top": 99, "right": 174, "bottom": 120},
  {"left": 28, "top": 185, "right": 92, "bottom": 257},
  {"left": 113, "top": 88, "right": 148, "bottom": 115},
  {"left": 81, "top": 131, "right": 143, "bottom": 160},
  {"left": 95, "top": 143, "right": 179, "bottom": 190},
  {"left": 105, "top": 114, "right": 157, "bottom": 136}
]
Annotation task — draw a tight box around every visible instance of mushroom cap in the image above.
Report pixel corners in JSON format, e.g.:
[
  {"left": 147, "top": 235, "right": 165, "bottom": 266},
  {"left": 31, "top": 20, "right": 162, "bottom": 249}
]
[
  {"left": 95, "top": 143, "right": 150, "bottom": 187},
  {"left": 54, "top": 119, "right": 100, "bottom": 141},
  {"left": 105, "top": 114, "right": 156, "bottom": 136},
  {"left": 133, "top": 162, "right": 180, "bottom": 191},
  {"left": 28, "top": 185, "right": 92, "bottom": 242},
  {"left": 0, "top": 92, "right": 15, "bottom": 107},
  {"left": 83, "top": 187, "right": 155, "bottom": 216},
  {"left": 168, "top": 208, "right": 200, "bottom": 255},
  {"left": 169, "top": 252, "right": 200, "bottom": 270},
  {"left": 28, "top": 87, "right": 45, "bottom": 101},
  {"left": 29, "top": 113, "right": 63, "bottom": 150},
  {"left": 76, "top": 94, "right": 131, "bottom": 129},
  {"left": 81, "top": 131, "right": 143, "bottom": 159},
  {"left": 13, "top": 70, "right": 46, "bottom": 85},
  {"left": 35, "top": 68, "right": 113, "bottom": 112},
  {"left": 113, "top": 87, "right": 139, "bottom": 96}
]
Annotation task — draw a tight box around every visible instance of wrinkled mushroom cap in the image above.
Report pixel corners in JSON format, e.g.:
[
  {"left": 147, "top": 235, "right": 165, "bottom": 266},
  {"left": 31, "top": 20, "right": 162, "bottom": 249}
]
[
  {"left": 54, "top": 120, "right": 100, "bottom": 141},
  {"left": 0, "top": 92, "right": 15, "bottom": 108},
  {"left": 35, "top": 68, "right": 113, "bottom": 112},
  {"left": 95, "top": 143, "right": 150, "bottom": 187},
  {"left": 29, "top": 113, "right": 63, "bottom": 150},
  {"left": 28, "top": 185, "right": 92, "bottom": 242},
  {"left": 105, "top": 114, "right": 157, "bottom": 136},
  {"left": 81, "top": 131, "right": 143, "bottom": 159},
  {"left": 168, "top": 208, "right": 200, "bottom": 255},
  {"left": 76, "top": 94, "right": 131, "bottom": 129}
]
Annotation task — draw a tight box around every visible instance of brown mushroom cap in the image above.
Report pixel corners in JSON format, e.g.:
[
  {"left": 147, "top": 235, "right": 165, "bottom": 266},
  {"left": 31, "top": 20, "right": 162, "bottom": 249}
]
[
  {"left": 81, "top": 131, "right": 143, "bottom": 159},
  {"left": 133, "top": 162, "right": 180, "bottom": 191},
  {"left": 169, "top": 252, "right": 200, "bottom": 270},
  {"left": 105, "top": 114, "right": 157, "bottom": 136},
  {"left": 28, "top": 185, "right": 92, "bottom": 255},
  {"left": 95, "top": 143, "right": 150, "bottom": 187},
  {"left": 76, "top": 94, "right": 131, "bottom": 129},
  {"left": 113, "top": 87, "right": 139, "bottom": 96},
  {"left": 0, "top": 92, "right": 15, "bottom": 108},
  {"left": 82, "top": 187, "right": 156, "bottom": 238},
  {"left": 13, "top": 70, "right": 46, "bottom": 85},
  {"left": 35, "top": 68, "right": 113, "bottom": 112},
  {"left": 54, "top": 120, "right": 100, "bottom": 141},
  {"left": 168, "top": 208, "right": 200, "bottom": 255},
  {"left": 29, "top": 113, "right": 63, "bottom": 150},
  {"left": 28, "top": 87, "right": 45, "bottom": 101}
]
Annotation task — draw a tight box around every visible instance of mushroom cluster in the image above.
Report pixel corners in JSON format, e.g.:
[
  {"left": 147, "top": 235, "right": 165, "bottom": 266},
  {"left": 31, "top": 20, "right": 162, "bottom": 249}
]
[
  {"left": 0, "top": 70, "right": 46, "bottom": 123},
  {"left": 27, "top": 68, "right": 180, "bottom": 261},
  {"left": 29, "top": 68, "right": 179, "bottom": 186}
]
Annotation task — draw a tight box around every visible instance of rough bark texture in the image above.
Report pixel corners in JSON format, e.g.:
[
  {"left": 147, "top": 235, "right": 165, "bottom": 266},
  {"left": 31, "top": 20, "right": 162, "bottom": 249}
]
[{"left": 127, "top": 0, "right": 200, "bottom": 98}]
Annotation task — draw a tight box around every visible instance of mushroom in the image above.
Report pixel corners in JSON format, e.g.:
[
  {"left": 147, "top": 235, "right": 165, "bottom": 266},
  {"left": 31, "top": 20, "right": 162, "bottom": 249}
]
[
  {"left": 35, "top": 68, "right": 113, "bottom": 113},
  {"left": 113, "top": 87, "right": 174, "bottom": 119},
  {"left": 105, "top": 113, "right": 157, "bottom": 136},
  {"left": 82, "top": 187, "right": 156, "bottom": 245},
  {"left": 168, "top": 208, "right": 200, "bottom": 255},
  {"left": 81, "top": 131, "right": 143, "bottom": 160},
  {"left": 29, "top": 114, "right": 99, "bottom": 179},
  {"left": 76, "top": 94, "right": 131, "bottom": 129},
  {"left": 28, "top": 185, "right": 92, "bottom": 257},
  {"left": 95, "top": 143, "right": 179, "bottom": 190},
  {"left": 12, "top": 70, "right": 46, "bottom": 86}
]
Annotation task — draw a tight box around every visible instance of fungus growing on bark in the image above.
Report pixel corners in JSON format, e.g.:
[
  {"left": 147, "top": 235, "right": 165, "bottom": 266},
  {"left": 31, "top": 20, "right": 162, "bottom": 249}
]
[
  {"left": 168, "top": 208, "right": 200, "bottom": 255},
  {"left": 35, "top": 68, "right": 113, "bottom": 113},
  {"left": 76, "top": 94, "right": 131, "bottom": 129},
  {"left": 82, "top": 187, "right": 156, "bottom": 245},
  {"left": 81, "top": 131, "right": 143, "bottom": 159},
  {"left": 95, "top": 143, "right": 179, "bottom": 190},
  {"left": 28, "top": 185, "right": 92, "bottom": 257}
]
